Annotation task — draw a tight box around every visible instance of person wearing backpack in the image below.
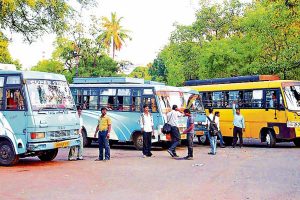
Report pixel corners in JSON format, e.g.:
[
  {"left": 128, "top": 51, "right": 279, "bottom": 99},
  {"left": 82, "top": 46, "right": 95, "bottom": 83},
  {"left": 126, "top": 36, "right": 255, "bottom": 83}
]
[
  {"left": 140, "top": 105, "right": 154, "bottom": 158},
  {"left": 207, "top": 111, "right": 220, "bottom": 155},
  {"left": 205, "top": 108, "right": 225, "bottom": 148}
]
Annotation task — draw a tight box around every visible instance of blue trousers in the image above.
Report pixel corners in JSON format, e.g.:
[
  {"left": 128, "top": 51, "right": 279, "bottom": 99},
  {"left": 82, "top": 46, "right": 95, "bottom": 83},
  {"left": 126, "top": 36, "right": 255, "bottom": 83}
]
[
  {"left": 169, "top": 126, "right": 180, "bottom": 153},
  {"left": 98, "top": 131, "right": 110, "bottom": 160}
]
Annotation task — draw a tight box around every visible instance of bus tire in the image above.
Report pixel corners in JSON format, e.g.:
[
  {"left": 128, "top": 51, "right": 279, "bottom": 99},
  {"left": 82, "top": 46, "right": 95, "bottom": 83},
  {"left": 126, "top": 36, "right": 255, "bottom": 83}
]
[
  {"left": 82, "top": 129, "right": 92, "bottom": 147},
  {"left": 0, "top": 140, "right": 19, "bottom": 166},
  {"left": 197, "top": 135, "right": 209, "bottom": 145},
  {"left": 265, "top": 130, "right": 276, "bottom": 148},
  {"left": 293, "top": 138, "right": 300, "bottom": 147},
  {"left": 38, "top": 149, "right": 58, "bottom": 161},
  {"left": 133, "top": 133, "right": 143, "bottom": 150}
]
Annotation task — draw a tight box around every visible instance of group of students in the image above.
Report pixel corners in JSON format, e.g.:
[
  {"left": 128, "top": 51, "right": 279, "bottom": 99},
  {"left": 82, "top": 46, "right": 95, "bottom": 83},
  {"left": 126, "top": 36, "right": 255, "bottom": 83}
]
[{"left": 68, "top": 101, "right": 245, "bottom": 161}]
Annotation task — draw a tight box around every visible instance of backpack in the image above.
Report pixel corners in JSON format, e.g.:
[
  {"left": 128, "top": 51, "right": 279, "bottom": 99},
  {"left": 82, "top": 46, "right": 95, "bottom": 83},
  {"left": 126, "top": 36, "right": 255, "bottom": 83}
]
[{"left": 207, "top": 115, "right": 219, "bottom": 136}]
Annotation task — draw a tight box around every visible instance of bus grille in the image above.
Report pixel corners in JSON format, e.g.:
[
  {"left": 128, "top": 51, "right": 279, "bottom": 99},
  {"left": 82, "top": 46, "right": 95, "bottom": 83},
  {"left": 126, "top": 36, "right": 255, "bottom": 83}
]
[{"left": 47, "top": 130, "right": 71, "bottom": 139}]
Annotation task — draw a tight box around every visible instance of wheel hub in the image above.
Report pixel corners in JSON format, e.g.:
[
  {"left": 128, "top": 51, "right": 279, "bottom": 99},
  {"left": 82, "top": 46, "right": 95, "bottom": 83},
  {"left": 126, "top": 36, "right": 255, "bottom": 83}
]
[{"left": 0, "top": 146, "right": 9, "bottom": 159}]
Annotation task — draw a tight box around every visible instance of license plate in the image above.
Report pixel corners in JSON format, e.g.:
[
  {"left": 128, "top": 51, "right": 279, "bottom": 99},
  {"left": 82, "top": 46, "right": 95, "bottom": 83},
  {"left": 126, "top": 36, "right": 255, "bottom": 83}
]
[
  {"left": 195, "top": 131, "right": 204, "bottom": 136},
  {"left": 54, "top": 141, "right": 70, "bottom": 148},
  {"left": 181, "top": 134, "right": 187, "bottom": 139}
]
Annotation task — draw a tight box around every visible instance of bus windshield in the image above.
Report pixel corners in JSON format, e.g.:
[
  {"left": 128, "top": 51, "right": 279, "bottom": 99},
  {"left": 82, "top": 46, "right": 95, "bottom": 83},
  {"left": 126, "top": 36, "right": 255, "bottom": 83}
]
[
  {"left": 26, "top": 80, "right": 75, "bottom": 110},
  {"left": 157, "top": 91, "right": 184, "bottom": 113},
  {"left": 283, "top": 84, "right": 300, "bottom": 111},
  {"left": 186, "top": 94, "right": 205, "bottom": 112}
]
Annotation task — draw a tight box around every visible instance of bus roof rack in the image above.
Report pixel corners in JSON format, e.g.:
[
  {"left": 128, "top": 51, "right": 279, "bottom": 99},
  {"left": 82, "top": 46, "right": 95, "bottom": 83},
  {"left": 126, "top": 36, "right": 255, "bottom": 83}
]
[
  {"left": 73, "top": 77, "right": 165, "bottom": 85},
  {"left": 184, "top": 75, "right": 280, "bottom": 86}
]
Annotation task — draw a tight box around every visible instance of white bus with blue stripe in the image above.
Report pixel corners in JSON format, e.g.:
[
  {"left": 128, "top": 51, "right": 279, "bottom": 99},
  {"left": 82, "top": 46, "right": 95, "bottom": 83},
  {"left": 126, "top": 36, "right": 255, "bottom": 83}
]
[
  {"left": 0, "top": 70, "right": 80, "bottom": 166},
  {"left": 70, "top": 77, "right": 206, "bottom": 149}
]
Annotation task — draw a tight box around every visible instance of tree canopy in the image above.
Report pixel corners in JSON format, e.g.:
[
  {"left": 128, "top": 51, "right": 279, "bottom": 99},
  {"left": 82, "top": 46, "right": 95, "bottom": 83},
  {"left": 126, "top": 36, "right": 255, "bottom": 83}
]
[{"left": 150, "top": 0, "right": 300, "bottom": 86}]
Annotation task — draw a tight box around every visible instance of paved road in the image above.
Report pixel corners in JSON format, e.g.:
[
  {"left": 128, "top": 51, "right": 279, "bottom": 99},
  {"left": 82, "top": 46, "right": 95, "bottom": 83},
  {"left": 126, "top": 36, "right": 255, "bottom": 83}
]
[{"left": 1, "top": 140, "right": 300, "bottom": 200}]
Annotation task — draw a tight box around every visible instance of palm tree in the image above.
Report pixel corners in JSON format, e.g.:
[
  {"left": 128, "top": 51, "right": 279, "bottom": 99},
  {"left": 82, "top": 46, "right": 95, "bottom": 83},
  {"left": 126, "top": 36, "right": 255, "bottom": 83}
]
[{"left": 99, "top": 12, "right": 131, "bottom": 59}]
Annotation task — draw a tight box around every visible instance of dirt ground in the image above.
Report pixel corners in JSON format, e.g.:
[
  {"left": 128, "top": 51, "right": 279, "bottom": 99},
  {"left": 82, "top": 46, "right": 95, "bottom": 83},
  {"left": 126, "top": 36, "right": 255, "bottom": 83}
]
[{"left": 1, "top": 140, "right": 300, "bottom": 200}]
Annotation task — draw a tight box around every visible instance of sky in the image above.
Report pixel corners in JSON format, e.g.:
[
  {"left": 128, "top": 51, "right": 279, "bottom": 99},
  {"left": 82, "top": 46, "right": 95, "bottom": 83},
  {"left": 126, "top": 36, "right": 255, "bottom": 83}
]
[{"left": 8, "top": 0, "right": 199, "bottom": 69}]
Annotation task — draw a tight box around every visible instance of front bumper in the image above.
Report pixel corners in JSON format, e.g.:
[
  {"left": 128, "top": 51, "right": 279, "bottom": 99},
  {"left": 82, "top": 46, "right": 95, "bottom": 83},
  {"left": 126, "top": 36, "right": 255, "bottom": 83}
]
[{"left": 27, "top": 138, "right": 81, "bottom": 151}]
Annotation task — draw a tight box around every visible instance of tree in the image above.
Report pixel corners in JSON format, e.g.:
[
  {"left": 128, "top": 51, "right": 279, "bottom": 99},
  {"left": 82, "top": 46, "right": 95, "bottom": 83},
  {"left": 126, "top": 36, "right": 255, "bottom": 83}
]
[
  {"left": 31, "top": 59, "right": 64, "bottom": 73},
  {"left": 128, "top": 66, "right": 151, "bottom": 80},
  {"left": 0, "top": 32, "right": 21, "bottom": 68},
  {"left": 0, "top": 0, "right": 95, "bottom": 42},
  {"left": 149, "top": 57, "right": 167, "bottom": 82},
  {"left": 97, "top": 12, "right": 131, "bottom": 59}
]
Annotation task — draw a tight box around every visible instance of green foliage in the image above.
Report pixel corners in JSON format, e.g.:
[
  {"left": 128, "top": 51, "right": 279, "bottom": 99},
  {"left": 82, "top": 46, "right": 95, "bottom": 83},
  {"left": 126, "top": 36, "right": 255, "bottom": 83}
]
[
  {"left": 155, "top": 0, "right": 300, "bottom": 85},
  {"left": 149, "top": 57, "right": 167, "bottom": 82},
  {"left": 31, "top": 59, "right": 64, "bottom": 73},
  {"left": 129, "top": 66, "right": 151, "bottom": 80},
  {"left": 0, "top": 0, "right": 95, "bottom": 42},
  {"left": 0, "top": 32, "right": 21, "bottom": 68}
]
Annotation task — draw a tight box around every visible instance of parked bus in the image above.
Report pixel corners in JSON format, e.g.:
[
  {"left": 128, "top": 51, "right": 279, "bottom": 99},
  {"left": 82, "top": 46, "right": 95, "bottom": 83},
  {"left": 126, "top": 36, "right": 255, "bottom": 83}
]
[
  {"left": 185, "top": 75, "right": 300, "bottom": 147},
  {"left": 70, "top": 77, "right": 206, "bottom": 149},
  {"left": 0, "top": 70, "right": 80, "bottom": 166}
]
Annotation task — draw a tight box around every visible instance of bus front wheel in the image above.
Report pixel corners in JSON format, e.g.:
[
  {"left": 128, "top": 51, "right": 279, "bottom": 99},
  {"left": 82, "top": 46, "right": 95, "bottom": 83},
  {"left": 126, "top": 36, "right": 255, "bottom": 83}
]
[
  {"left": 38, "top": 149, "right": 58, "bottom": 161},
  {"left": 133, "top": 133, "right": 143, "bottom": 150},
  {"left": 0, "top": 140, "right": 19, "bottom": 166},
  {"left": 265, "top": 130, "right": 276, "bottom": 148}
]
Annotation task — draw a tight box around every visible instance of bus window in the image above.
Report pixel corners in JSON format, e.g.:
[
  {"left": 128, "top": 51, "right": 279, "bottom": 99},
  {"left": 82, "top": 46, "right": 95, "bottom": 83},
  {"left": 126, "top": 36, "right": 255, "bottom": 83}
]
[
  {"left": 117, "top": 89, "right": 131, "bottom": 111},
  {"left": 266, "top": 90, "right": 278, "bottom": 108},
  {"left": 6, "top": 88, "right": 24, "bottom": 110},
  {"left": 213, "top": 92, "right": 223, "bottom": 108},
  {"left": 132, "top": 96, "right": 141, "bottom": 112},
  {"left": 132, "top": 89, "right": 141, "bottom": 112},
  {"left": 100, "top": 89, "right": 116, "bottom": 110},
  {"left": 243, "top": 90, "right": 253, "bottom": 108},
  {"left": 82, "top": 89, "right": 98, "bottom": 110},
  {"left": 252, "top": 90, "right": 263, "bottom": 108},
  {"left": 207, "top": 92, "right": 213, "bottom": 108},
  {"left": 143, "top": 96, "right": 158, "bottom": 112},
  {"left": 228, "top": 91, "right": 243, "bottom": 108}
]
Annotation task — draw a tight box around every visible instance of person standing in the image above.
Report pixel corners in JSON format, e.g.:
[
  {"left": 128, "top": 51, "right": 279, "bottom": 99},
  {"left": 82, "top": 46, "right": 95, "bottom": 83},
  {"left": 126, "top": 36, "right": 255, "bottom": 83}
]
[
  {"left": 68, "top": 106, "right": 84, "bottom": 161},
  {"left": 140, "top": 105, "right": 154, "bottom": 158},
  {"left": 207, "top": 112, "right": 219, "bottom": 155},
  {"left": 232, "top": 102, "right": 245, "bottom": 148},
  {"left": 167, "top": 105, "right": 183, "bottom": 158},
  {"left": 182, "top": 109, "right": 194, "bottom": 160},
  {"left": 205, "top": 108, "right": 225, "bottom": 147},
  {"left": 94, "top": 107, "right": 112, "bottom": 161}
]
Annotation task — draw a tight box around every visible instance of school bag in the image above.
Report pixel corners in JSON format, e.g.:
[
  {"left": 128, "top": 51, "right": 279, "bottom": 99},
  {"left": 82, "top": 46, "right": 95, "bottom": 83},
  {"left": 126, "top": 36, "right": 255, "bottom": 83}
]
[{"left": 207, "top": 115, "right": 219, "bottom": 136}]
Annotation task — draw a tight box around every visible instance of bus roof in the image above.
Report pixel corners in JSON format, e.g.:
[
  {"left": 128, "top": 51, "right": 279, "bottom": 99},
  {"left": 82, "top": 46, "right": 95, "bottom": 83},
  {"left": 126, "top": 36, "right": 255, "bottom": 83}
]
[
  {"left": 189, "top": 80, "right": 298, "bottom": 91},
  {"left": 70, "top": 83, "right": 184, "bottom": 92},
  {"left": 0, "top": 70, "right": 66, "bottom": 81},
  {"left": 184, "top": 75, "right": 280, "bottom": 86},
  {"left": 73, "top": 77, "right": 165, "bottom": 85}
]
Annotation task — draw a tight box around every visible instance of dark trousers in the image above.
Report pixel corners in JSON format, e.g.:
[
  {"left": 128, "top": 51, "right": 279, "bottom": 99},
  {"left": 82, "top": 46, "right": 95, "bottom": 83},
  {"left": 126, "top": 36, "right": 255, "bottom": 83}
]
[
  {"left": 232, "top": 126, "right": 243, "bottom": 147},
  {"left": 186, "top": 133, "right": 193, "bottom": 157},
  {"left": 143, "top": 131, "right": 152, "bottom": 156},
  {"left": 98, "top": 131, "right": 110, "bottom": 160},
  {"left": 169, "top": 126, "right": 180, "bottom": 153}
]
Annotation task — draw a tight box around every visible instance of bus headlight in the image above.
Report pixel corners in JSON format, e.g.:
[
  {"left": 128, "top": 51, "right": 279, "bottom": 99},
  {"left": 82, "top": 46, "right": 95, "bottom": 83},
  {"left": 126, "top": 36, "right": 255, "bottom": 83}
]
[
  {"left": 287, "top": 121, "right": 300, "bottom": 128},
  {"left": 75, "top": 130, "right": 79, "bottom": 135},
  {"left": 31, "top": 132, "right": 45, "bottom": 139}
]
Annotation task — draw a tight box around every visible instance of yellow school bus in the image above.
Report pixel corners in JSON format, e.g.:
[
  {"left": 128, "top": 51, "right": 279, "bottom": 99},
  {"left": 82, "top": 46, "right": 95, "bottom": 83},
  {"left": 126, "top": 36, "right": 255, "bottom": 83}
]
[{"left": 185, "top": 75, "right": 300, "bottom": 147}]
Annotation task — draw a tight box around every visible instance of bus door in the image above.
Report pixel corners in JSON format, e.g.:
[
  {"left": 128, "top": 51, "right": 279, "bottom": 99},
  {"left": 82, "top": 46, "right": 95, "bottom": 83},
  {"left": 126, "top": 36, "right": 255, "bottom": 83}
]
[
  {"left": 142, "top": 92, "right": 160, "bottom": 132},
  {"left": 2, "top": 76, "right": 27, "bottom": 148},
  {"left": 265, "top": 89, "right": 286, "bottom": 135}
]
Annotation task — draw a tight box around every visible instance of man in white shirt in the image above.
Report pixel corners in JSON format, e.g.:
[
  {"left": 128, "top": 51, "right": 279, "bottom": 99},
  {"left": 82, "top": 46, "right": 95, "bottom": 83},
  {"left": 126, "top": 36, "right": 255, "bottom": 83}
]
[
  {"left": 140, "top": 105, "right": 154, "bottom": 158},
  {"left": 68, "top": 106, "right": 84, "bottom": 160},
  {"left": 166, "top": 105, "right": 183, "bottom": 157}
]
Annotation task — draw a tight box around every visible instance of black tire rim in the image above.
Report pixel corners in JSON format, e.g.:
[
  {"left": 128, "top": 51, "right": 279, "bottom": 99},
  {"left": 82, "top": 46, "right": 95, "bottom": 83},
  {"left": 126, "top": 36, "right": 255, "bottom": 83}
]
[{"left": 0, "top": 144, "right": 12, "bottom": 161}]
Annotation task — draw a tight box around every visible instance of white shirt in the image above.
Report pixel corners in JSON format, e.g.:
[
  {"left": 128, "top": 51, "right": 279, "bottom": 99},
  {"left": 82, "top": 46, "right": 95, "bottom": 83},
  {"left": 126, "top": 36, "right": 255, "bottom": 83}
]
[
  {"left": 206, "top": 114, "right": 220, "bottom": 130},
  {"left": 167, "top": 110, "right": 183, "bottom": 127},
  {"left": 79, "top": 115, "right": 83, "bottom": 132},
  {"left": 140, "top": 113, "right": 154, "bottom": 132}
]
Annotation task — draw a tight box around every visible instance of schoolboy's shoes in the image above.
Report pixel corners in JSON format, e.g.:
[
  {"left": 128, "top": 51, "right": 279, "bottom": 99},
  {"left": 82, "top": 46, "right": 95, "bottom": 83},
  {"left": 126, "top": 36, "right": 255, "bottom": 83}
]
[
  {"left": 173, "top": 153, "right": 179, "bottom": 158},
  {"left": 77, "top": 157, "right": 84, "bottom": 160},
  {"left": 68, "top": 158, "right": 76, "bottom": 161},
  {"left": 183, "top": 156, "right": 193, "bottom": 160},
  {"left": 167, "top": 149, "right": 175, "bottom": 157},
  {"left": 208, "top": 152, "right": 216, "bottom": 155}
]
